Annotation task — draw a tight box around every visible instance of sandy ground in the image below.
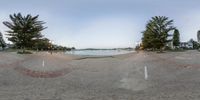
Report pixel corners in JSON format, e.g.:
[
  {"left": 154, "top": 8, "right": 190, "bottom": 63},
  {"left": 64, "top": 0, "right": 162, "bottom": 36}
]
[{"left": 1, "top": 50, "right": 200, "bottom": 100}]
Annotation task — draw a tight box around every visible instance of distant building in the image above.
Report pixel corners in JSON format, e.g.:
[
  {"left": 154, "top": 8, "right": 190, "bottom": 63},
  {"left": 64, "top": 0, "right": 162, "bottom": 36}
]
[
  {"left": 166, "top": 41, "right": 174, "bottom": 49},
  {"left": 165, "top": 36, "right": 175, "bottom": 49},
  {"left": 180, "top": 41, "right": 193, "bottom": 49}
]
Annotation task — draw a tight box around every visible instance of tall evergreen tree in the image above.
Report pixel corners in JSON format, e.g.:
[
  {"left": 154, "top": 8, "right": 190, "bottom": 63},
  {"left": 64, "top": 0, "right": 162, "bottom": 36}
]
[
  {"left": 3, "top": 13, "right": 47, "bottom": 51},
  {"left": 197, "top": 30, "right": 200, "bottom": 43},
  {"left": 142, "top": 30, "right": 153, "bottom": 49},
  {"left": 172, "top": 29, "right": 180, "bottom": 48},
  {"left": 142, "top": 16, "right": 175, "bottom": 51}
]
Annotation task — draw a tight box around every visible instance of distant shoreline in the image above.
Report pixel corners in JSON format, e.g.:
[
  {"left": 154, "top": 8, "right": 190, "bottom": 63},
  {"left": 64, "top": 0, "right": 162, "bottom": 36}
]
[{"left": 75, "top": 47, "right": 134, "bottom": 51}]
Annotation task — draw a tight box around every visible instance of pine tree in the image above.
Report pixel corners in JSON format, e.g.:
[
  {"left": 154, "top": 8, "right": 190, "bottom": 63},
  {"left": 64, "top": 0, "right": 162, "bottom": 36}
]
[
  {"left": 3, "top": 13, "right": 47, "bottom": 51},
  {"left": 173, "top": 29, "right": 180, "bottom": 48},
  {"left": 142, "top": 16, "right": 175, "bottom": 51}
]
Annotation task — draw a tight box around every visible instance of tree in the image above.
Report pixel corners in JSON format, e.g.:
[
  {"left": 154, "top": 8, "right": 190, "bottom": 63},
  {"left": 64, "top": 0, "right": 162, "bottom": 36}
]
[
  {"left": 189, "top": 39, "right": 200, "bottom": 49},
  {"left": 3, "top": 13, "right": 47, "bottom": 52},
  {"left": 142, "top": 16, "right": 175, "bottom": 51},
  {"left": 71, "top": 47, "right": 76, "bottom": 50},
  {"left": 142, "top": 30, "right": 154, "bottom": 49},
  {"left": 0, "top": 32, "right": 6, "bottom": 50},
  {"left": 33, "top": 38, "right": 50, "bottom": 51},
  {"left": 197, "top": 30, "right": 200, "bottom": 43},
  {"left": 173, "top": 29, "right": 180, "bottom": 48}
]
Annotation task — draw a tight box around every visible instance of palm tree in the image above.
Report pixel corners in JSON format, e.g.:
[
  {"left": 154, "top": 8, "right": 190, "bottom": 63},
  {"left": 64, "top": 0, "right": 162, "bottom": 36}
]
[
  {"left": 3, "top": 13, "right": 47, "bottom": 52},
  {"left": 143, "top": 16, "right": 175, "bottom": 51}
]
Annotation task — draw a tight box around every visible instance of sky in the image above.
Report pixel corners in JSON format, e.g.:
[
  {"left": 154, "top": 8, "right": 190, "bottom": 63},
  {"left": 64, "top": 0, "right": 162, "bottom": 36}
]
[{"left": 0, "top": 0, "right": 200, "bottom": 49}]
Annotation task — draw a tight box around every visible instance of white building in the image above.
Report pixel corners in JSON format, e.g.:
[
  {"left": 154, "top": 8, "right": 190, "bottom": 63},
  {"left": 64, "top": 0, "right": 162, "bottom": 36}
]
[{"left": 180, "top": 41, "right": 193, "bottom": 49}]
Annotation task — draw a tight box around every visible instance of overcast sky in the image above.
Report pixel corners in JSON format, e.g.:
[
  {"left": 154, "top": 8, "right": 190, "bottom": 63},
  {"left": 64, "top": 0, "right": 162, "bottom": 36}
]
[{"left": 0, "top": 0, "right": 200, "bottom": 49}]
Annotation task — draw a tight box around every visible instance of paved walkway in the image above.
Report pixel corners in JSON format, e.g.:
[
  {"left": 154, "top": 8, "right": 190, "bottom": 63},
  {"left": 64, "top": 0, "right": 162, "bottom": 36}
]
[{"left": 1, "top": 51, "right": 200, "bottom": 100}]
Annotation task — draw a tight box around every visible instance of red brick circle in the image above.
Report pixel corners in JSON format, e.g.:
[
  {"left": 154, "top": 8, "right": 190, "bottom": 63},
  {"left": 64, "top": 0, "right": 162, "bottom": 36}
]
[{"left": 14, "top": 66, "right": 72, "bottom": 78}]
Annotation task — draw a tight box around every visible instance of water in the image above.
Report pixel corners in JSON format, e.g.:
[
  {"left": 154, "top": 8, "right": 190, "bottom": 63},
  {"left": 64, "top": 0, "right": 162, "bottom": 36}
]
[{"left": 65, "top": 49, "right": 135, "bottom": 56}]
